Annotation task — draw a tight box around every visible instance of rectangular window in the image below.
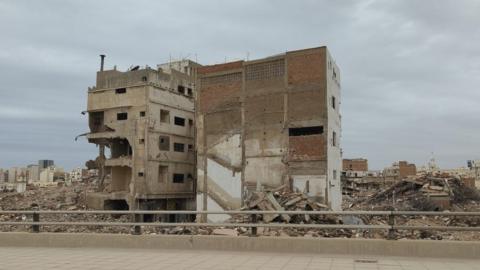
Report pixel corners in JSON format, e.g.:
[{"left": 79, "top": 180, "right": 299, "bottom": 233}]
[
  {"left": 331, "top": 96, "right": 336, "bottom": 109},
  {"left": 115, "top": 88, "right": 126, "bottom": 94},
  {"left": 333, "top": 170, "right": 337, "bottom": 180},
  {"left": 160, "top": 110, "right": 170, "bottom": 123},
  {"left": 177, "top": 85, "right": 185, "bottom": 94},
  {"left": 332, "top": 131, "right": 337, "bottom": 147},
  {"left": 158, "top": 165, "right": 167, "bottom": 183},
  {"left": 139, "top": 111, "right": 146, "bottom": 117},
  {"left": 187, "top": 88, "right": 193, "bottom": 96},
  {"left": 173, "top": 143, "right": 185, "bottom": 152},
  {"left": 188, "top": 144, "right": 193, "bottom": 151},
  {"left": 174, "top": 116, "right": 185, "bottom": 126},
  {"left": 138, "top": 172, "right": 144, "bottom": 177},
  {"left": 139, "top": 139, "right": 144, "bottom": 144},
  {"left": 173, "top": 173, "right": 184, "bottom": 183},
  {"left": 288, "top": 126, "right": 323, "bottom": 136},
  {"left": 159, "top": 136, "right": 170, "bottom": 151},
  {"left": 188, "top": 119, "right": 193, "bottom": 126},
  {"left": 117, "top": 113, "right": 128, "bottom": 121}
]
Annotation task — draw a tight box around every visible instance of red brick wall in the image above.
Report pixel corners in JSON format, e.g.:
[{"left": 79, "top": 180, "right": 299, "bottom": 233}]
[
  {"left": 199, "top": 80, "right": 241, "bottom": 113},
  {"left": 289, "top": 135, "right": 326, "bottom": 161},
  {"left": 399, "top": 161, "right": 416, "bottom": 178},
  {"left": 197, "top": 61, "right": 243, "bottom": 74},
  {"left": 287, "top": 48, "right": 326, "bottom": 86},
  {"left": 343, "top": 159, "right": 368, "bottom": 171}
]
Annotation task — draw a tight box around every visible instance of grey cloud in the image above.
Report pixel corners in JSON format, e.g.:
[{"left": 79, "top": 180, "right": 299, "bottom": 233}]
[{"left": 0, "top": 0, "right": 478, "bottom": 170}]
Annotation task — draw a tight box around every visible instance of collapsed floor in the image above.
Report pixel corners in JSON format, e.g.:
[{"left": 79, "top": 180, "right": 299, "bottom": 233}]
[{"left": 0, "top": 174, "right": 479, "bottom": 240}]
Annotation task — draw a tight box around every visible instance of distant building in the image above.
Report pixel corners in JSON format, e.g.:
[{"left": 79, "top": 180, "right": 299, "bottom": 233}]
[
  {"left": 38, "top": 167, "right": 56, "bottom": 186},
  {"left": 69, "top": 168, "right": 87, "bottom": 182},
  {"left": 7, "top": 167, "right": 18, "bottom": 183},
  {"left": 39, "top": 160, "right": 54, "bottom": 170},
  {"left": 467, "top": 160, "right": 480, "bottom": 188},
  {"left": 27, "top": 164, "right": 40, "bottom": 183},
  {"left": 342, "top": 158, "right": 368, "bottom": 178},
  {"left": 16, "top": 167, "right": 27, "bottom": 182},
  {"left": 383, "top": 161, "right": 416, "bottom": 180},
  {"left": 0, "top": 169, "right": 5, "bottom": 182}
]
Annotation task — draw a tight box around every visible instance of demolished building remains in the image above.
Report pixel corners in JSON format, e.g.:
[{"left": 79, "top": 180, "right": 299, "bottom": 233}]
[
  {"left": 196, "top": 46, "right": 342, "bottom": 219},
  {"left": 85, "top": 56, "right": 201, "bottom": 217}
]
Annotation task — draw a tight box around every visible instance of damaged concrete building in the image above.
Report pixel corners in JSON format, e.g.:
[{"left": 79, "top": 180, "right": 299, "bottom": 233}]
[
  {"left": 383, "top": 161, "right": 417, "bottom": 181},
  {"left": 85, "top": 55, "right": 200, "bottom": 216},
  {"left": 196, "top": 46, "right": 342, "bottom": 217}
]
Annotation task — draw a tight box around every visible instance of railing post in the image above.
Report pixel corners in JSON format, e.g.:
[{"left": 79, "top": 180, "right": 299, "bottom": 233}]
[
  {"left": 132, "top": 212, "right": 142, "bottom": 235},
  {"left": 387, "top": 211, "right": 396, "bottom": 240},
  {"left": 32, "top": 211, "right": 40, "bottom": 233},
  {"left": 250, "top": 214, "right": 257, "bottom": 236}
]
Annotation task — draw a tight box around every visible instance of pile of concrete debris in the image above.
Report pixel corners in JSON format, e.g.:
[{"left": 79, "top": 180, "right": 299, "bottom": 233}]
[
  {"left": 0, "top": 180, "right": 133, "bottom": 234},
  {"left": 352, "top": 175, "right": 480, "bottom": 211},
  {"left": 242, "top": 189, "right": 332, "bottom": 223},
  {"left": 203, "top": 188, "right": 356, "bottom": 238}
]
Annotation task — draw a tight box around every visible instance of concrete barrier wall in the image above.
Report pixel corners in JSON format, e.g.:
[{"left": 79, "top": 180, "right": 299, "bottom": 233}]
[{"left": 0, "top": 232, "right": 479, "bottom": 259}]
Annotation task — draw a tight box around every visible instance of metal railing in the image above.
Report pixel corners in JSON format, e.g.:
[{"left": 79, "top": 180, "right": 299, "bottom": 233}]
[{"left": 0, "top": 210, "right": 479, "bottom": 239}]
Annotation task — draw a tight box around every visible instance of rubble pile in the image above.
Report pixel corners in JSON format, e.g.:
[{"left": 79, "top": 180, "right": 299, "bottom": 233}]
[
  {"left": 347, "top": 174, "right": 480, "bottom": 241},
  {"left": 242, "top": 189, "right": 333, "bottom": 223},
  {"left": 353, "top": 175, "right": 480, "bottom": 211},
  {"left": 216, "top": 188, "right": 356, "bottom": 238},
  {"left": 0, "top": 181, "right": 131, "bottom": 234},
  {"left": 0, "top": 174, "right": 478, "bottom": 240}
]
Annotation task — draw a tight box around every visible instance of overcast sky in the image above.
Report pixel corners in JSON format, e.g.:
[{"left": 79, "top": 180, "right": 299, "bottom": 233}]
[{"left": 0, "top": 0, "right": 479, "bottom": 171}]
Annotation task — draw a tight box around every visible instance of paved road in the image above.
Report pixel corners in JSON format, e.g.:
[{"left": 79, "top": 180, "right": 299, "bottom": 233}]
[{"left": 0, "top": 247, "right": 478, "bottom": 270}]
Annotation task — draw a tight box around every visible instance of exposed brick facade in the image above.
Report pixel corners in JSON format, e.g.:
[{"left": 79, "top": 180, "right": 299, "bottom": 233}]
[
  {"left": 343, "top": 159, "right": 368, "bottom": 171},
  {"left": 197, "top": 61, "right": 243, "bottom": 74},
  {"left": 289, "top": 135, "right": 326, "bottom": 161},
  {"left": 399, "top": 161, "right": 416, "bottom": 178}
]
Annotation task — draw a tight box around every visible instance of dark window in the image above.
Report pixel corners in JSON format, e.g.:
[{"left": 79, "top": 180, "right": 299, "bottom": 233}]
[
  {"left": 174, "top": 143, "right": 185, "bottom": 152},
  {"left": 188, "top": 119, "right": 193, "bottom": 126},
  {"left": 138, "top": 172, "right": 144, "bottom": 177},
  {"left": 187, "top": 88, "right": 193, "bottom": 96},
  {"left": 90, "top": 111, "right": 104, "bottom": 132},
  {"left": 139, "top": 139, "right": 144, "bottom": 144},
  {"left": 173, "top": 173, "right": 184, "bottom": 183},
  {"left": 159, "top": 136, "right": 170, "bottom": 151},
  {"left": 142, "top": 76, "right": 148, "bottom": 82},
  {"left": 331, "top": 96, "right": 336, "bottom": 109},
  {"left": 140, "top": 111, "right": 146, "bottom": 117},
  {"left": 160, "top": 109, "right": 170, "bottom": 123},
  {"left": 333, "top": 131, "right": 337, "bottom": 146},
  {"left": 289, "top": 126, "right": 323, "bottom": 136},
  {"left": 177, "top": 85, "right": 185, "bottom": 94},
  {"left": 188, "top": 144, "right": 193, "bottom": 151},
  {"left": 115, "top": 88, "right": 126, "bottom": 94},
  {"left": 117, "top": 113, "right": 128, "bottom": 121},
  {"left": 174, "top": 116, "right": 185, "bottom": 126}
]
